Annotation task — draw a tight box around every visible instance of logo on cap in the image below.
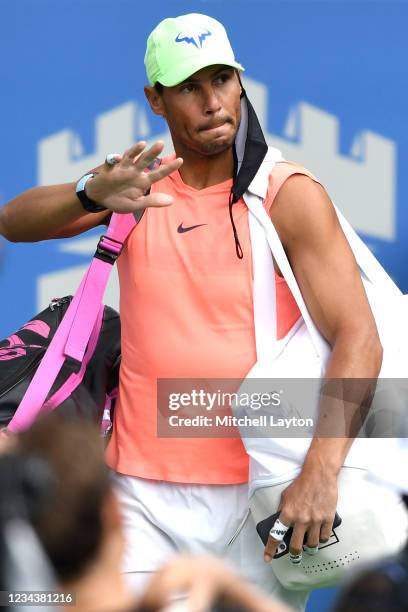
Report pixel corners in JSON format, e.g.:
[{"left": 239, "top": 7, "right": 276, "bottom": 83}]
[{"left": 175, "top": 29, "right": 212, "bottom": 49}]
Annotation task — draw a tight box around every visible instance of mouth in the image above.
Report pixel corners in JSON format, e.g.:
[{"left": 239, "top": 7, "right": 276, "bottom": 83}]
[{"left": 199, "top": 120, "right": 231, "bottom": 132}]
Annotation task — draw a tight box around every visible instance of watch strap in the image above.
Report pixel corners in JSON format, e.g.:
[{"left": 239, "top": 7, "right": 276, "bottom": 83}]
[{"left": 76, "top": 173, "right": 106, "bottom": 213}]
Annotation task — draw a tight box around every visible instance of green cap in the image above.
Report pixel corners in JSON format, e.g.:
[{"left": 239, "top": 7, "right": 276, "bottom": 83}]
[{"left": 144, "top": 13, "right": 244, "bottom": 87}]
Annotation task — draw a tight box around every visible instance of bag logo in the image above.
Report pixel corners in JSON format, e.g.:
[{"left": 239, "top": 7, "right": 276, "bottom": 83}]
[
  {"left": 0, "top": 334, "right": 27, "bottom": 360},
  {"left": 0, "top": 320, "right": 50, "bottom": 361},
  {"left": 175, "top": 29, "right": 212, "bottom": 49}
]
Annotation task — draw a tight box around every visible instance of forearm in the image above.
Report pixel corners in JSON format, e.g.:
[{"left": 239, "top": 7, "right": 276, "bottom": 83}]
[
  {"left": 0, "top": 183, "right": 85, "bottom": 242},
  {"left": 0, "top": 159, "right": 110, "bottom": 242},
  {"left": 304, "top": 329, "right": 383, "bottom": 475},
  {"left": 263, "top": 331, "right": 383, "bottom": 559}
]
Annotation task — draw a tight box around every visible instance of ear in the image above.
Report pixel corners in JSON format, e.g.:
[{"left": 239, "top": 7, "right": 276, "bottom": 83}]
[{"left": 144, "top": 85, "right": 166, "bottom": 118}]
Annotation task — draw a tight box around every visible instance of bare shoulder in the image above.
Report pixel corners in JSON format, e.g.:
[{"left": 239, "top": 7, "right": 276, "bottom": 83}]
[
  {"left": 270, "top": 173, "right": 339, "bottom": 248},
  {"left": 267, "top": 170, "right": 378, "bottom": 347}
]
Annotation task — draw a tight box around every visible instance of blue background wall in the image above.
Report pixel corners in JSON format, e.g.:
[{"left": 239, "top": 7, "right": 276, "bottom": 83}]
[{"left": 1, "top": 2, "right": 406, "bottom": 608}]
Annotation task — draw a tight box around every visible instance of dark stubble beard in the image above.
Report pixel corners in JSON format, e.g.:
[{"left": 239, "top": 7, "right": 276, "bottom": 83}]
[{"left": 196, "top": 138, "right": 234, "bottom": 156}]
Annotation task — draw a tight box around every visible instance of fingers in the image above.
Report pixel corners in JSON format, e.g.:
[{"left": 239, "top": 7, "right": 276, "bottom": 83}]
[
  {"left": 132, "top": 140, "right": 166, "bottom": 171},
  {"left": 264, "top": 516, "right": 330, "bottom": 565},
  {"left": 114, "top": 141, "right": 183, "bottom": 185},
  {"left": 291, "top": 519, "right": 335, "bottom": 561},
  {"left": 105, "top": 153, "right": 123, "bottom": 166},
  {"left": 142, "top": 192, "right": 174, "bottom": 208},
  {"left": 121, "top": 141, "right": 148, "bottom": 166},
  {"left": 186, "top": 575, "right": 217, "bottom": 612},
  {"left": 136, "top": 556, "right": 228, "bottom": 612},
  {"left": 264, "top": 534, "right": 280, "bottom": 563},
  {"left": 320, "top": 518, "right": 333, "bottom": 543},
  {"left": 149, "top": 157, "right": 183, "bottom": 183},
  {"left": 305, "top": 523, "right": 320, "bottom": 550},
  {"left": 137, "top": 567, "right": 187, "bottom": 611},
  {"left": 264, "top": 516, "right": 290, "bottom": 563},
  {"left": 104, "top": 192, "right": 174, "bottom": 213},
  {"left": 289, "top": 523, "right": 306, "bottom": 564}
]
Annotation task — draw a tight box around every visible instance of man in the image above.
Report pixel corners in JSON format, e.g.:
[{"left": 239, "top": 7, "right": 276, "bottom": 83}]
[{"left": 0, "top": 13, "right": 382, "bottom": 611}]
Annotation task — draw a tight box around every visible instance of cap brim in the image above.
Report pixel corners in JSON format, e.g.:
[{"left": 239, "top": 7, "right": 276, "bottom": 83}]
[{"left": 156, "top": 57, "right": 245, "bottom": 87}]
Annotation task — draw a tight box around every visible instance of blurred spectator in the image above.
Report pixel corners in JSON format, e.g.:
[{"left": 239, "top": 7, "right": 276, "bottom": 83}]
[
  {"left": 0, "top": 415, "right": 291, "bottom": 612},
  {"left": 136, "top": 555, "right": 292, "bottom": 612},
  {"left": 0, "top": 414, "right": 135, "bottom": 612},
  {"left": 332, "top": 436, "right": 408, "bottom": 612},
  {"left": 0, "top": 451, "right": 57, "bottom": 610}
]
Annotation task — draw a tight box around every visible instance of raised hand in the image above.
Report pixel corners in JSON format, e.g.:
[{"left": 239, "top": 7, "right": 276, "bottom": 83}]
[{"left": 85, "top": 141, "right": 183, "bottom": 213}]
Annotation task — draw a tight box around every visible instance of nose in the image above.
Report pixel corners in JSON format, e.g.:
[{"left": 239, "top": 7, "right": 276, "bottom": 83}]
[{"left": 202, "top": 85, "right": 222, "bottom": 115}]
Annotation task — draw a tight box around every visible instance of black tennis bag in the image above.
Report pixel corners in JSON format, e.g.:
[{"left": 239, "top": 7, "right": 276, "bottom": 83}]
[{"left": 0, "top": 296, "right": 120, "bottom": 430}]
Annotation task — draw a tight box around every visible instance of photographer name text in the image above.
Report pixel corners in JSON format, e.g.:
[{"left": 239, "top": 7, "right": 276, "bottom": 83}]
[{"left": 167, "top": 415, "right": 314, "bottom": 428}]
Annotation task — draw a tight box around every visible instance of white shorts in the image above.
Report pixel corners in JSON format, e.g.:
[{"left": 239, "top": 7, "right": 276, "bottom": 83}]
[{"left": 112, "top": 473, "right": 310, "bottom": 611}]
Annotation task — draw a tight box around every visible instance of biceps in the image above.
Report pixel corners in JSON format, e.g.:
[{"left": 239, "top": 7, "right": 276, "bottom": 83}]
[
  {"left": 271, "top": 174, "right": 377, "bottom": 345},
  {"left": 288, "top": 226, "right": 374, "bottom": 345}
]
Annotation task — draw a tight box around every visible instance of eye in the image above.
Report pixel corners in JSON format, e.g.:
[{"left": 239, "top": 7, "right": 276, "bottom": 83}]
[
  {"left": 179, "top": 83, "right": 196, "bottom": 94},
  {"left": 214, "top": 72, "right": 233, "bottom": 85}
]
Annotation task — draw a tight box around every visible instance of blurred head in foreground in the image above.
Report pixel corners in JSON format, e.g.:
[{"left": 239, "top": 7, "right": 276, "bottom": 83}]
[
  {"left": 0, "top": 414, "right": 134, "bottom": 612},
  {"left": 16, "top": 415, "right": 112, "bottom": 580},
  {"left": 0, "top": 416, "right": 293, "bottom": 612}
]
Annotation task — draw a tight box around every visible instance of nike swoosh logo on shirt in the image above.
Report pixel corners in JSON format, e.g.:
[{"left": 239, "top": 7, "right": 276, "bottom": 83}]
[{"left": 177, "top": 223, "right": 207, "bottom": 233}]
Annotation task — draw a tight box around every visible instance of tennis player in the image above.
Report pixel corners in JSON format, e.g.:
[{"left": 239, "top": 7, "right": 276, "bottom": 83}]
[{"left": 0, "top": 13, "right": 384, "bottom": 611}]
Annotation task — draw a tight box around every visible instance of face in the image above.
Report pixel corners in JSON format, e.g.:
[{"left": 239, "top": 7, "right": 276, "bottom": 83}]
[{"left": 145, "top": 65, "right": 242, "bottom": 156}]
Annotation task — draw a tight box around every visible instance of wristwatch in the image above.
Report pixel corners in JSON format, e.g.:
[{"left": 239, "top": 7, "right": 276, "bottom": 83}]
[{"left": 75, "top": 173, "right": 106, "bottom": 213}]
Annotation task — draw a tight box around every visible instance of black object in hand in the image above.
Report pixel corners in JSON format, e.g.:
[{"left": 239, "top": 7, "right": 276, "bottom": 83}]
[{"left": 256, "top": 511, "right": 342, "bottom": 559}]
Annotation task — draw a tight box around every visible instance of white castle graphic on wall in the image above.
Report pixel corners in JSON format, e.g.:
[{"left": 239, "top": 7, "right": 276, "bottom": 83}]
[{"left": 36, "top": 76, "right": 397, "bottom": 310}]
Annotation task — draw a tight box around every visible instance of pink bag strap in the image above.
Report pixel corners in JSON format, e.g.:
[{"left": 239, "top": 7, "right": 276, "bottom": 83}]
[
  {"left": 63, "top": 211, "right": 138, "bottom": 361},
  {"left": 7, "top": 210, "right": 141, "bottom": 433},
  {"left": 63, "top": 166, "right": 155, "bottom": 360}
]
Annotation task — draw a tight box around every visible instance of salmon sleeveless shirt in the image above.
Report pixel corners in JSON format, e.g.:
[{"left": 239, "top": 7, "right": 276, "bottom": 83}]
[{"left": 105, "top": 160, "right": 317, "bottom": 483}]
